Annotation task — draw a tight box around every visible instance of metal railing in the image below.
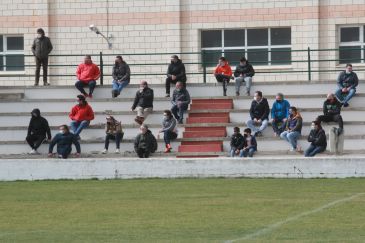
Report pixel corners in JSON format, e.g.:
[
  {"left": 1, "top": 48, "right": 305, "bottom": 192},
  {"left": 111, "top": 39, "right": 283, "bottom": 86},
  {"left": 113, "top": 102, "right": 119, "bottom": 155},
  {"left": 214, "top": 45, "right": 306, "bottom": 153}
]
[{"left": 0, "top": 47, "right": 364, "bottom": 84}]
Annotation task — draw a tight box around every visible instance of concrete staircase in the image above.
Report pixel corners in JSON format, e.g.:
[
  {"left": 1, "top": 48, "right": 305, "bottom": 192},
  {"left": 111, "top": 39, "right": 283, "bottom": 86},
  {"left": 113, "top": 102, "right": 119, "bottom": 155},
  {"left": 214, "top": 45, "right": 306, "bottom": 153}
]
[{"left": 0, "top": 81, "right": 364, "bottom": 158}]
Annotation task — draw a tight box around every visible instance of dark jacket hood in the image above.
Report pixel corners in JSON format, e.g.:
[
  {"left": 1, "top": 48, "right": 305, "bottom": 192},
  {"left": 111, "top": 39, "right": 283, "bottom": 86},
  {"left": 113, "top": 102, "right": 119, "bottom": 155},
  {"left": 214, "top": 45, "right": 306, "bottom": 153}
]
[{"left": 31, "top": 108, "right": 41, "bottom": 117}]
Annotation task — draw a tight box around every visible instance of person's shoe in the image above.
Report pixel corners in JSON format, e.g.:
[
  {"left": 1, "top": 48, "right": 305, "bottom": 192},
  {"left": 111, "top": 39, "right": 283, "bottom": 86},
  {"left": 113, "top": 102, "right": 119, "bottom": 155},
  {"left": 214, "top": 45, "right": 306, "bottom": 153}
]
[
  {"left": 164, "top": 144, "right": 172, "bottom": 153},
  {"left": 165, "top": 94, "right": 170, "bottom": 98},
  {"left": 236, "top": 91, "right": 240, "bottom": 96},
  {"left": 178, "top": 119, "right": 183, "bottom": 124},
  {"left": 34, "top": 82, "right": 39, "bottom": 86},
  {"left": 343, "top": 102, "right": 349, "bottom": 107},
  {"left": 255, "top": 131, "right": 262, "bottom": 137},
  {"left": 289, "top": 147, "right": 295, "bottom": 152},
  {"left": 296, "top": 145, "right": 302, "bottom": 152},
  {"left": 134, "top": 116, "right": 143, "bottom": 125},
  {"left": 101, "top": 149, "right": 108, "bottom": 154},
  {"left": 246, "top": 90, "right": 250, "bottom": 96},
  {"left": 336, "top": 127, "right": 343, "bottom": 136},
  {"left": 115, "top": 149, "right": 120, "bottom": 154},
  {"left": 88, "top": 93, "right": 93, "bottom": 99},
  {"left": 76, "top": 135, "right": 81, "bottom": 140},
  {"left": 112, "top": 90, "right": 117, "bottom": 98},
  {"left": 223, "top": 90, "right": 227, "bottom": 96},
  {"left": 29, "top": 149, "right": 37, "bottom": 154},
  {"left": 83, "top": 93, "right": 89, "bottom": 98},
  {"left": 43, "top": 82, "right": 50, "bottom": 86}
]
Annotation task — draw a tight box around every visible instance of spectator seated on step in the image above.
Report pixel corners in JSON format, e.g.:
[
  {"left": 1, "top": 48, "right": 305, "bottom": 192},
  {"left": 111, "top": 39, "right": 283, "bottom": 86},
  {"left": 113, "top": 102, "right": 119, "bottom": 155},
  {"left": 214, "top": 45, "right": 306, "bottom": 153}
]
[
  {"left": 75, "top": 55, "right": 100, "bottom": 99},
  {"left": 134, "top": 124, "right": 157, "bottom": 158},
  {"left": 240, "top": 128, "right": 257, "bottom": 158},
  {"left": 165, "top": 55, "right": 187, "bottom": 97},
  {"left": 48, "top": 125, "right": 80, "bottom": 159},
  {"left": 279, "top": 106, "right": 302, "bottom": 152},
  {"left": 131, "top": 80, "right": 154, "bottom": 125},
  {"left": 246, "top": 91, "right": 270, "bottom": 137},
  {"left": 335, "top": 63, "right": 358, "bottom": 107},
  {"left": 101, "top": 115, "right": 124, "bottom": 154},
  {"left": 158, "top": 110, "right": 178, "bottom": 153},
  {"left": 69, "top": 95, "right": 95, "bottom": 139},
  {"left": 26, "top": 108, "right": 52, "bottom": 155},
  {"left": 316, "top": 93, "right": 343, "bottom": 135},
  {"left": 271, "top": 93, "right": 290, "bottom": 137},
  {"left": 229, "top": 127, "right": 244, "bottom": 157},
  {"left": 304, "top": 120, "right": 327, "bottom": 157},
  {"left": 111, "top": 55, "right": 130, "bottom": 98},
  {"left": 171, "top": 81, "right": 190, "bottom": 124},
  {"left": 234, "top": 56, "right": 255, "bottom": 96},
  {"left": 214, "top": 56, "right": 233, "bottom": 96}
]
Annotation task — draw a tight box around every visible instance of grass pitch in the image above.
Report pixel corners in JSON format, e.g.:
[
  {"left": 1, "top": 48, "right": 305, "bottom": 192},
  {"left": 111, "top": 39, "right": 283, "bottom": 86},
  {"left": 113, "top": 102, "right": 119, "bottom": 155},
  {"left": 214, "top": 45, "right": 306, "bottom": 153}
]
[{"left": 0, "top": 178, "right": 364, "bottom": 242}]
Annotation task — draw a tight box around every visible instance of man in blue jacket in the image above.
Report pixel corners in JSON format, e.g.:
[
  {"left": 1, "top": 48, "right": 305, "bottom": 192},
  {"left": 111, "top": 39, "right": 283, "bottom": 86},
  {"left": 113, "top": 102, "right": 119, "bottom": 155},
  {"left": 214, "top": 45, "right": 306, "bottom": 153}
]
[
  {"left": 271, "top": 93, "right": 290, "bottom": 136},
  {"left": 48, "top": 125, "right": 81, "bottom": 159}
]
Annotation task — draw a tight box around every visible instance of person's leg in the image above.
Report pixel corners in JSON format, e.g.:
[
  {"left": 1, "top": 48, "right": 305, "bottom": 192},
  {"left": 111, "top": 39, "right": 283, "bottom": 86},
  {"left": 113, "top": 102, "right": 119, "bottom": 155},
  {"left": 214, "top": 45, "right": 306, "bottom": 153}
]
[
  {"left": 287, "top": 131, "right": 300, "bottom": 150},
  {"left": 244, "top": 77, "right": 252, "bottom": 95},
  {"left": 70, "top": 121, "right": 80, "bottom": 134},
  {"left": 35, "top": 57, "right": 41, "bottom": 85},
  {"left": 171, "top": 104, "right": 179, "bottom": 120},
  {"left": 88, "top": 80, "right": 96, "bottom": 96},
  {"left": 304, "top": 144, "right": 316, "bottom": 157},
  {"left": 163, "top": 131, "right": 170, "bottom": 145},
  {"left": 235, "top": 77, "right": 244, "bottom": 93},
  {"left": 280, "top": 131, "right": 290, "bottom": 143},
  {"left": 308, "top": 146, "right": 325, "bottom": 157},
  {"left": 271, "top": 119, "right": 280, "bottom": 135},
  {"left": 26, "top": 135, "right": 35, "bottom": 149},
  {"left": 104, "top": 134, "right": 112, "bottom": 150},
  {"left": 246, "top": 119, "right": 258, "bottom": 134},
  {"left": 342, "top": 88, "right": 356, "bottom": 105},
  {"left": 248, "top": 147, "right": 255, "bottom": 157},
  {"left": 137, "top": 148, "right": 144, "bottom": 158},
  {"left": 335, "top": 88, "right": 344, "bottom": 102},
  {"left": 230, "top": 148, "right": 236, "bottom": 157},
  {"left": 143, "top": 108, "right": 153, "bottom": 119},
  {"left": 75, "top": 81, "right": 87, "bottom": 95},
  {"left": 317, "top": 115, "right": 332, "bottom": 123},
  {"left": 258, "top": 119, "right": 269, "bottom": 133},
  {"left": 33, "top": 135, "right": 46, "bottom": 150},
  {"left": 115, "top": 133, "right": 123, "bottom": 149},
  {"left": 74, "top": 120, "right": 90, "bottom": 135},
  {"left": 118, "top": 80, "right": 129, "bottom": 93},
  {"left": 111, "top": 80, "right": 120, "bottom": 91},
  {"left": 178, "top": 104, "right": 188, "bottom": 123},
  {"left": 240, "top": 149, "right": 248, "bottom": 157},
  {"left": 144, "top": 151, "right": 151, "bottom": 158},
  {"left": 42, "top": 57, "right": 49, "bottom": 84},
  {"left": 165, "top": 77, "right": 172, "bottom": 96}
]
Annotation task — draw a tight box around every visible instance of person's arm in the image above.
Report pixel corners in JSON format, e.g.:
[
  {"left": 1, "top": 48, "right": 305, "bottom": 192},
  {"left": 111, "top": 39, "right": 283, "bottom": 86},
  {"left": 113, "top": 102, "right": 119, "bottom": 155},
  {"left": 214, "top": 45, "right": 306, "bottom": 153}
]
[
  {"left": 261, "top": 99, "right": 270, "bottom": 121},
  {"left": 76, "top": 65, "right": 81, "bottom": 80},
  {"left": 307, "top": 130, "right": 315, "bottom": 142},
  {"left": 94, "top": 65, "right": 101, "bottom": 80},
  {"left": 292, "top": 117, "right": 302, "bottom": 132},
  {"left": 323, "top": 101, "right": 328, "bottom": 115},
  {"left": 131, "top": 92, "right": 139, "bottom": 110},
  {"left": 180, "top": 90, "right": 190, "bottom": 106},
  {"left": 225, "top": 65, "right": 233, "bottom": 77},
  {"left": 48, "top": 134, "right": 59, "bottom": 153},
  {"left": 69, "top": 106, "right": 76, "bottom": 120},
  {"left": 337, "top": 72, "right": 344, "bottom": 89},
  {"left": 250, "top": 136, "right": 257, "bottom": 150},
  {"left": 112, "top": 66, "right": 118, "bottom": 80},
  {"left": 86, "top": 105, "right": 94, "bottom": 121},
  {"left": 166, "top": 64, "right": 172, "bottom": 77},
  {"left": 238, "top": 136, "right": 245, "bottom": 150},
  {"left": 247, "top": 64, "right": 255, "bottom": 77},
  {"left": 314, "top": 130, "right": 326, "bottom": 146},
  {"left": 134, "top": 135, "right": 140, "bottom": 152},
  {"left": 284, "top": 101, "right": 290, "bottom": 118},
  {"left": 233, "top": 65, "right": 240, "bottom": 77},
  {"left": 27, "top": 121, "right": 32, "bottom": 137},
  {"left": 121, "top": 64, "right": 131, "bottom": 81},
  {"left": 47, "top": 38, "right": 53, "bottom": 54},
  {"left": 31, "top": 39, "right": 36, "bottom": 56},
  {"left": 249, "top": 101, "right": 255, "bottom": 120},
  {"left": 175, "top": 63, "right": 186, "bottom": 80},
  {"left": 45, "top": 119, "right": 51, "bottom": 139},
  {"left": 352, "top": 73, "right": 359, "bottom": 89},
  {"left": 161, "top": 118, "right": 176, "bottom": 132},
  {"left": 214, "top": 65, "right": 220, "bottom": 75},
  {"left": 271, "top": 102, "right": 276, "bottom": 119}
]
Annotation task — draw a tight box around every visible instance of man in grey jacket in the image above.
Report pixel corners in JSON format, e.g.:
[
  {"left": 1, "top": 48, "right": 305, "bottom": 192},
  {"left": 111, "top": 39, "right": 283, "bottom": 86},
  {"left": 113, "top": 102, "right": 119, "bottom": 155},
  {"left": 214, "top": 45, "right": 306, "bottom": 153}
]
[
  {"left": 171, "top": 81, "right": 190, "bottom": 124},
  {"left": 31, "top": 28, "right": 53, "bottom": 86}
]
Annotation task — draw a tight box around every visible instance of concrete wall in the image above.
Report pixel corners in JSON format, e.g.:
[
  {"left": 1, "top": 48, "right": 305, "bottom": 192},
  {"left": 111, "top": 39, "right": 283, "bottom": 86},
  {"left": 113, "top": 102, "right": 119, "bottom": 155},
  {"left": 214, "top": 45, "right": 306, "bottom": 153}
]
[
  {"left": 0, "top": 0, "right": 365, "bottom": 85},
  {"left": 1, "top": 157, "right": 365, "bottom": 181}
]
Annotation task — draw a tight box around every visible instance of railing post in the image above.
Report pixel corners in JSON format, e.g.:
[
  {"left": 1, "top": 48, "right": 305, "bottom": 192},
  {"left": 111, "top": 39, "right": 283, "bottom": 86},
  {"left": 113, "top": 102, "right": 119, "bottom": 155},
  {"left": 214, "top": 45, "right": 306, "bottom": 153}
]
[
  {"left": 202, "top": 50, "right": 207, "bottom": 83},
  {"left": 99, "top": 51, "right": 104, "bottom": 85},
  {"left": 307, "top": 47, "right": 311, "bottom": 81}
]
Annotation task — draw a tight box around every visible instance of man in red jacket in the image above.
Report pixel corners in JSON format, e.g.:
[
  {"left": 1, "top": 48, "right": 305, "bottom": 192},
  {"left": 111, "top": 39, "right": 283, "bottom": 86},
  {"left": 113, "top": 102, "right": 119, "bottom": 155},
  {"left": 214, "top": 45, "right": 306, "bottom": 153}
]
[
  {"left": 214, "top": 56, "right": 233, "bottom": 96},
  {"left": 75, "top": 55, "right": 100, "bottom": 98},
  {"left": 69, "top": 95, "right": 95, "bottom": 139}
]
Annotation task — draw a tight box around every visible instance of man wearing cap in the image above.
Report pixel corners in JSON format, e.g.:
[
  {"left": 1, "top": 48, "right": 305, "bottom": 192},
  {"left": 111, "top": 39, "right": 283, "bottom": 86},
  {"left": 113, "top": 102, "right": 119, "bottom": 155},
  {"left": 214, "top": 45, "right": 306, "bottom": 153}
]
[
  {"left": 69, "top": 95, "right": 95, "bottom": 139},
  {"left": 75, "top": 55, "right": 100, "bottom": 99},
  {"left": 165, "top": 55, "right": 187, "bottom": 97},
  {"left": 31, "top": 28, "right": 53, "bottom": 86}
]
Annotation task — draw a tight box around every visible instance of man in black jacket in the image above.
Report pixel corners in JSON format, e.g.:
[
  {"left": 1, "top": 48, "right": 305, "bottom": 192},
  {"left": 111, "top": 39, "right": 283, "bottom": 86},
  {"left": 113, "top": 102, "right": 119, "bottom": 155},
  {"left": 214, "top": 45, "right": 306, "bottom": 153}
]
[
  {"left": 317, "top": 93, "right": 344, "bottom": 134},
  {"left": 171, "top": 82, "right": 190, "bottom": 124},
  {"left": 165, "top": 55, "right": 187, "bottom": 97},
  {"left": 229, "top": 127, "right": 244, "bottom": 157},
  {"left": 26, "top": 108, "right": 52, "bottom": 154},
  {"left": 305, "top": 120, "right": 327, "bottom": 157},
  {"left": 31, "top": 28, "right": 53, "bottom": 86},
  {"left": 131, "top": 81, "right": 154, "bottom": 125},
  {"left": 234, "top": 57, "right": 255, "bottom": 96},
  {"left": 246, "top": 91, "right": 270, "bottom": 136},
  {"left": 134, "top": 124, "right": 158, "bottom": 158},
  {"left": 48, "top": 125, "right": 80, "bottom": 159},
  {"left": 335, "top": 64, "right": 358, "bottom": 107}
]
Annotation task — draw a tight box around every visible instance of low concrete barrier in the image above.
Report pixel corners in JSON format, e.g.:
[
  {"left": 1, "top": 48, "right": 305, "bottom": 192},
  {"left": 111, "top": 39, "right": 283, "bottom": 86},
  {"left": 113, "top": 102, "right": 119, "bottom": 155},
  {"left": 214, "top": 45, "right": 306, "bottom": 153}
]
[{"left": 1, "top": 157, "right": 365, "bottom": 181}]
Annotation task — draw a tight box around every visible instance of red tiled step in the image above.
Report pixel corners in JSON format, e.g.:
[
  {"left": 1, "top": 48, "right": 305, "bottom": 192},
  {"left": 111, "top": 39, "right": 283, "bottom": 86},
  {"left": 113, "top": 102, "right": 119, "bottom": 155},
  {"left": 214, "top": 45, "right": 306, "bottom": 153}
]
[
  {"left": 181, "top": 141, "right": 222, "bottom": 145},
  {"left": 185, "top": 126, "right": 226, "bottom": 132},
  {"left": 177, "top": 155, "right": 219, "bottom": 158},
  {"left": 186, "top": 117, "right": 229, "bottom": 123},
  {"left": 187, "top": 113, "right": 229, "bottom": 118},
  {"left": 183, "top": 130, "right": 226, "bottom": 138},
  {"left": 178, "top": 143, "right": 222, "bottom": 153},
  {"left": 192, "top": 99, "right": 233, "bottom": 104},
  {"left": 190, "top": 103, "right": 233, "bottom": 110}
]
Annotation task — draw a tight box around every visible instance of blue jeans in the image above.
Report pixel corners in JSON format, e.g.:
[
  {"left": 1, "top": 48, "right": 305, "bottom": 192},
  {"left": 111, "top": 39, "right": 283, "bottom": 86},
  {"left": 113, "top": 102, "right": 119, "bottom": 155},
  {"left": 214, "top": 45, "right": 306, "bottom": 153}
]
[
  {"left": 246, "top": 119, "right": 269, "bottom": 134},
  {"left": 230, "top": 147, "right": 240, "bottom": 157},
  {"left": 163, "top": 130, "right": 177, "bottom": 145},
  {"left": 335, "top": 87, "right": 356, "bottom": 104},
  {"left": 280, "top": 131, "right": 301, "bottom": 150},
  {"left": 112, "top": 79, "right": 129, "bottom": 94},
  {"left": 240, "top": 148, "right": 255, "bottom": 157},
  {"left": 75, "top": 80, "right": 96, "bottom": 96},
  {"left": 171, "top": 104, "right": 188, "bottom": 123},
  {"left": 70, "top": 120, "right": 90, "bottom": 136},
  {"left": 272, "top": 118, "right": 286, "bottom": 135},
  {"left": 305, "top": 144, "right": 325, "bottom": 157}
]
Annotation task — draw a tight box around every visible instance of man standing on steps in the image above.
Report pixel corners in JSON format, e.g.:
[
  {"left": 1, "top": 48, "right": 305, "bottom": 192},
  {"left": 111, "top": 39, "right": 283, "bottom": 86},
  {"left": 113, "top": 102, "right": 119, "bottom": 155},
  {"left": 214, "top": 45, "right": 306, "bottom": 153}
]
[
  {"left": 335, "top": 63, "right": 358, "bottom": 107},
  {"left": 234, "top": 57, "right": 255, "bottom": 96},
  {"left": 165, "top": 55, "right": 187, "bottom": 97},
  {"left": 69, "top": 95, "right": 94, "bottom": 139},
  {"left": 31, "top": 28, "right": 53, "bottom": 86},
  {"left": 171, "top": 81, "right": 190, "bottom": 124},
  {"left": 131, "top": 81, "right": 154, "bottom": 125},
  {"left": 214, "top": 57, "right": 233, "bottom": 96},
  {"left": 75, "top": 55, "right": 100, "bottom": 99},
  {"left": 317, "top": 93, "right": 344, "bottom": 135},
  {"left": 246, "top": 91, "right": 270, "bottom": 137}
]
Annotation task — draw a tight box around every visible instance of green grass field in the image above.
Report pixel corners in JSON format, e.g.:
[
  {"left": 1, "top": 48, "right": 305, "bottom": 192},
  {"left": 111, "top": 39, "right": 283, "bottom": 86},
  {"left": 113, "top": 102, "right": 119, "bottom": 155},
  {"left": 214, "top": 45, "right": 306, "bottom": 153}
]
[{"left": 0, "top": 178, "right": 364, "bottom": 242}]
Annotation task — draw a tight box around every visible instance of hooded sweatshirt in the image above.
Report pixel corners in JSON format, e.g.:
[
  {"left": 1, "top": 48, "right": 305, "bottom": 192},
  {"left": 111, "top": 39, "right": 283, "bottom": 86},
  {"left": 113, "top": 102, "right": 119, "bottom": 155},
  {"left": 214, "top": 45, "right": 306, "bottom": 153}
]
[
  {"left": 271, "top": 99, "right": 290, "bottom": 120},
  {"left": 69, "top": 102, "right": 95, "bottom": 122},
  {"left": 214, "top": 61, "right": 232, "bottom": 76},
  {"left": 27, "top": 108, "right": 51, "bottom": 139},
  {"left": 76, "top": 62, "right": 100, "bottom": 83},
  {"left": 167, "top": 59, "right": 187, "bottom": 82}
]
